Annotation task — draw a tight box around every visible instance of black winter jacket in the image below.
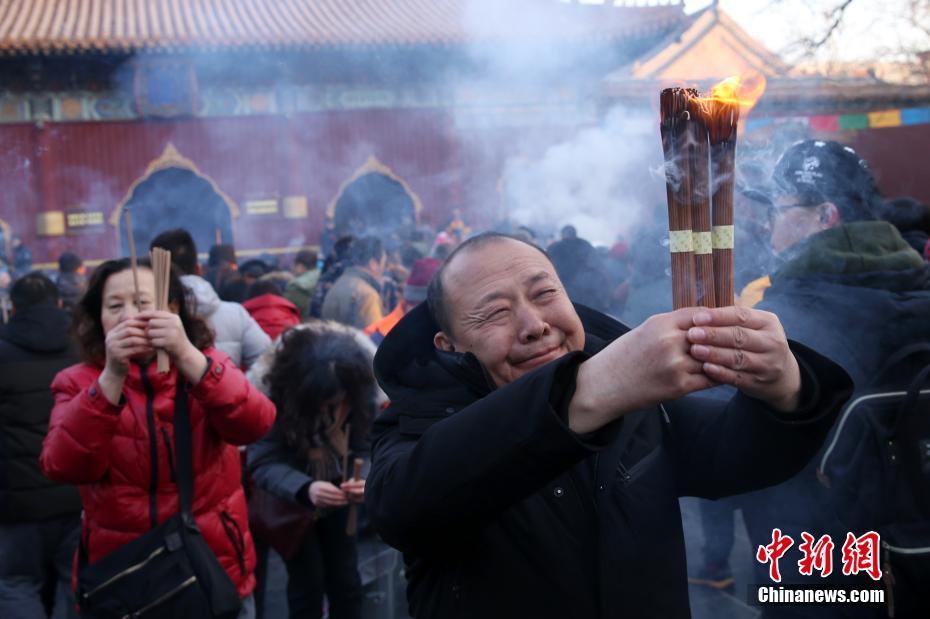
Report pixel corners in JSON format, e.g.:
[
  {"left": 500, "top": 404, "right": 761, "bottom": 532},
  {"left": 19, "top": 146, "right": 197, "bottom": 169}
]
[
  {"left": 366, "top": 303, "right": 853, "bottom": 618},
  {"left": 0, "top": 304, "right": 81, "bottom": 522},
  {"left": 739, "top": 222, "right": 930, "bottom": 600}
]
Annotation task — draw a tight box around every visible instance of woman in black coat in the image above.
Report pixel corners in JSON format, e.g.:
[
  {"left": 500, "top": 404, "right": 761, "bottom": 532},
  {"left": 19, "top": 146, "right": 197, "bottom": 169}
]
[{"left": 247, "top": 321, "right": 381, "bottom": 619}]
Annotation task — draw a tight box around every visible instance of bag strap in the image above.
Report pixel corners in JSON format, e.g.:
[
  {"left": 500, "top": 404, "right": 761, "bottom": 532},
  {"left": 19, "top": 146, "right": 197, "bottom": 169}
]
[
  {"left": 76, "top": 379, "right": 194, "bottom": 579},
  {"left": 172, "top": 380, "right": 195, "bottom": 520}
]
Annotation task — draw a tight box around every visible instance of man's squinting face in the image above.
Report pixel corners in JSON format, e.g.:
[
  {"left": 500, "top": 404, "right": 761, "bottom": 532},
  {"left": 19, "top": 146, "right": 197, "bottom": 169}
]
[{"left": 434, "top": 239, "right": 585, "bottom": 387}]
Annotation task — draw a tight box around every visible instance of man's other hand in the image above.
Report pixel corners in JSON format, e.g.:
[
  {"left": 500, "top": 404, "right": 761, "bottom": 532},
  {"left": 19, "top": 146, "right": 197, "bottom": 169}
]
[{"left": 686, "top": 307, "right": 801, "bottom": 412}]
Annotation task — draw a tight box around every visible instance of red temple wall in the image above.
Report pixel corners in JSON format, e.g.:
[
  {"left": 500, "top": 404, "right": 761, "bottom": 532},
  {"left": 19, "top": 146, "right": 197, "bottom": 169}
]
[
  {"left": 0, "top": 108, "right": 474, "bottom": 265},
  {"left": 852, "top": 123, "right": 930, "bottom": 206},
  {"left": 4, "top": 109, "right": 926, "bottom": 267}
]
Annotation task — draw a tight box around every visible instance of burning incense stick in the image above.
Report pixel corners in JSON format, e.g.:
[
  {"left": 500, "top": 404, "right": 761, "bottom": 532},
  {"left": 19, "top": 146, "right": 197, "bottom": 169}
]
[
  {"left": 686, "top": 96, "right": 716, "bottom": 308},
  {"left": 123, "top": 207, "right": 141, "bottom": 307},
  {"left": 345, "top": 457, "right": 364, "bottom": 536},
  {"left": 660, "top": 88, "right": 697, "bottom": 309},
  {"left": 151, "top": 247, "right": 172, "bottom": 372},
  {"left": 708, "top": 97, "right": 739, "bottom": 308}
]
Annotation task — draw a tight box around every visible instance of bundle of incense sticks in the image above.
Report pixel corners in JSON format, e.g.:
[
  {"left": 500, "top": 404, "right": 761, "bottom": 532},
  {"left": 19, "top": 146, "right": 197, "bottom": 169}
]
[
  {"left": 659, "top": 87, "right": 739, "bottom": 309},
  {"left": 659, "top": 88, "right": 698, "bottom": 309},
  {"left": 150, "top": 247, "right": 172, "bottom": 373}
]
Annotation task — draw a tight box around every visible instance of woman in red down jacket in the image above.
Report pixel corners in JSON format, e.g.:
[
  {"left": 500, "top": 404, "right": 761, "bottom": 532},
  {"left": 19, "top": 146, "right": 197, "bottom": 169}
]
[
  {"left": 40, "top": 257, "right": 276, "bottom": 616},
  {"left": 242, "top": 280, "right": 301, "bottom": 340}
]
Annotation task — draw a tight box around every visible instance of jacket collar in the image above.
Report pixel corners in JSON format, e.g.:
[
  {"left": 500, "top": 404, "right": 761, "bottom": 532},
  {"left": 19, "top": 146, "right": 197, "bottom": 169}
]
[
  {"left": 774, "top": 221, "right": 928, "bottom": 291},
  {"left": 122, "top": 357, "right": 179, "bottom": 398}
]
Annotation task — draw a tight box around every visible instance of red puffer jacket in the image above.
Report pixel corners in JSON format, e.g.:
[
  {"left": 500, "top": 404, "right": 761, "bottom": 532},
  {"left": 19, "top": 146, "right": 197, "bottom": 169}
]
[
  {"left": 40, "top": 349, "right": 276, "bottom": 598},
  {"left": 242, "top": 294, "right": 301, "bottom": 340}
]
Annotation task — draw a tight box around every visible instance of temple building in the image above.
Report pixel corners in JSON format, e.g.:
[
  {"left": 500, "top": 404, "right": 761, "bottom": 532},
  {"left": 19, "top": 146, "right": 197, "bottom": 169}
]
[{"left": 0, "top": 0, "right": 927, "bottom": 266}]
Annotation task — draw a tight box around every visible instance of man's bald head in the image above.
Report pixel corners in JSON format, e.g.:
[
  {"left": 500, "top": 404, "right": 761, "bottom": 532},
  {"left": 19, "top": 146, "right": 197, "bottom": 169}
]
[
  {"left": 426, "top": 234, "right": 583, "bottom": 386},
  {"left": 426, "top": 232, "right": 552, "bottom": 336}
]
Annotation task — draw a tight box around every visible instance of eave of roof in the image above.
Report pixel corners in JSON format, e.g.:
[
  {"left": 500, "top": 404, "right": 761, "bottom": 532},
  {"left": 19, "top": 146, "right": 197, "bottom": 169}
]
[
  {"left": 0, "top": 0, "right": 688, "bottom": 55},
  {"left": 604, "top": 6, "right": 788, "bottom": 82}
]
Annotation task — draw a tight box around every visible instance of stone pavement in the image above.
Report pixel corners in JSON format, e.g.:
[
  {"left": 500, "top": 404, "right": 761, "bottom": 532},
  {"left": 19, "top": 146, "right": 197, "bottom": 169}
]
[{"left": 681, "top": 496, "right": 761, "bottom": 619}]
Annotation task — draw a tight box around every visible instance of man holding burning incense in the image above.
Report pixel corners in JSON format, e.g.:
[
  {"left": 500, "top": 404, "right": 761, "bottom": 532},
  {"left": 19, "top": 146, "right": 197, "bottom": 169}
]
[{"left": 366, "top": 232, "right": 853, "bottom": 618}]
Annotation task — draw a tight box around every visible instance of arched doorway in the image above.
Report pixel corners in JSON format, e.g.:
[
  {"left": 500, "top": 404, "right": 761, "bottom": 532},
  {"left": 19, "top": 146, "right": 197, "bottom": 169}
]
[
  {"left": 327, "top": 156, "right": 421, "bottom": 239},
  {"left": 110, "top": 144, "right": 238, "bottom": 257}
]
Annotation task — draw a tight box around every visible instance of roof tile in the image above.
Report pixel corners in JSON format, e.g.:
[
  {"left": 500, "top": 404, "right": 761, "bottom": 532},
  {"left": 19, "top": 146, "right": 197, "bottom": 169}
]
[{"left": 0, "top": 0, "right": 686, "bottom": 54}]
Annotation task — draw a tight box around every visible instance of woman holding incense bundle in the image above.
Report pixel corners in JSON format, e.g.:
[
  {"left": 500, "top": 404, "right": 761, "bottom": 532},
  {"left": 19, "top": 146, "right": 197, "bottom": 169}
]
[
  {"left": 40, "top": 257, "right": 276, "bottom": 618},
  {"left": 247, "top": 322, "right": 380, "bottom": 619}
]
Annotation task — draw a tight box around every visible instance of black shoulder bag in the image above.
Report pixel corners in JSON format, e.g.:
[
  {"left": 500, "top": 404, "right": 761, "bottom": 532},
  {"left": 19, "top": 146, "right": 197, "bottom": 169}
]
[{"left": 77, "top": 381, "right": 243, "bottom": 618}]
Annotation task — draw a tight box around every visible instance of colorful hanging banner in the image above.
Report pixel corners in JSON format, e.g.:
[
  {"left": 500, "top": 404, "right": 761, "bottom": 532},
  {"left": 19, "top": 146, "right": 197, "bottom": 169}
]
[
  {"left": 868, "top": 110, "right": 902, "bottom": 128},
  {"left": 745, "top": 106, "right": 930, "bottom": 135},
  {"left": 902, "top": 108, "right": 930, "bottom": 125},
  {"left": 809, "top": 115, "right": 839, "bottom": 132},
  {"left": 838, "top": 114, "right": 869, "bottom": 130}
]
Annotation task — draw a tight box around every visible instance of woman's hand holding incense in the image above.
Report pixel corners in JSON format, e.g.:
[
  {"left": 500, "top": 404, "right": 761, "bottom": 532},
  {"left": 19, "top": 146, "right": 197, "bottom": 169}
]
[
  {"left": 341, "top": 478, "right": 365, "bottom": 504},
  {"left": 100, "top": 318, "right": 152, "bottom": 404},
  {"left": 686, "top": 306, "right": 801, "bottom": 413},
  {"left": 104, "top": 318, "right": 153, "bottom": 375},
  {"left": 139, "top": 310, "right": 208, "bottom": 384},
  {"left": 309, "top": 481, "right": 349, "bottom": 508}
]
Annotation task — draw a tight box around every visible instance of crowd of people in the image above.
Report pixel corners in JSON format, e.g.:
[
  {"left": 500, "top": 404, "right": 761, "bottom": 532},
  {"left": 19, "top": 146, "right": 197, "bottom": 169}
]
[{"left": 0, "top": 138, "right": 928, "bottom": 618}]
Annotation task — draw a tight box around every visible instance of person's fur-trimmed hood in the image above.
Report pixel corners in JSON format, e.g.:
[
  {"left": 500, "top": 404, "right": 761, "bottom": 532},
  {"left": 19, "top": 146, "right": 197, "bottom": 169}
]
[{"left": 246, "top": 319, "right": 387, "bottom": 406}]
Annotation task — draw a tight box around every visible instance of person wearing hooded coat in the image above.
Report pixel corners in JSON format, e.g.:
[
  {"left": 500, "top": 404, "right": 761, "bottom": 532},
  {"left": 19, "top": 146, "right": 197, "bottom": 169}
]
[
  {"left": 242, "top": 281, "right": 301, "bottom": 341},
  {"left": 365, "top": 233, "right": 854, "bottom": 619},
  {"left": 0, "top": 273, "right": 81, "bottom": 618},
  {"left": 733, "top": 140, "right": 930, "bottom": 617}
]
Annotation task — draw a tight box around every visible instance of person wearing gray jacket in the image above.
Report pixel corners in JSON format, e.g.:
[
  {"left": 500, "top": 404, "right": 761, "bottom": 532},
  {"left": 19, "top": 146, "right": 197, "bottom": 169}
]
[{"left": 151, "top": 229, "right": 271, "bottom": 367}]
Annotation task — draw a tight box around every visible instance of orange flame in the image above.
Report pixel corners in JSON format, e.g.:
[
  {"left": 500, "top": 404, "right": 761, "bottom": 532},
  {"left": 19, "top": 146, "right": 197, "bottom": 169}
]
[{"left": 706, "top": 74, "right": 767, "bottom": 112}]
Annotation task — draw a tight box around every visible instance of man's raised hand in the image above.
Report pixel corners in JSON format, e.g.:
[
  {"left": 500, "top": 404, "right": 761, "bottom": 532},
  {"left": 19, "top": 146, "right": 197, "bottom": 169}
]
[{"left": 569, "top": 308, "right": 716, "bottom": 433}]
